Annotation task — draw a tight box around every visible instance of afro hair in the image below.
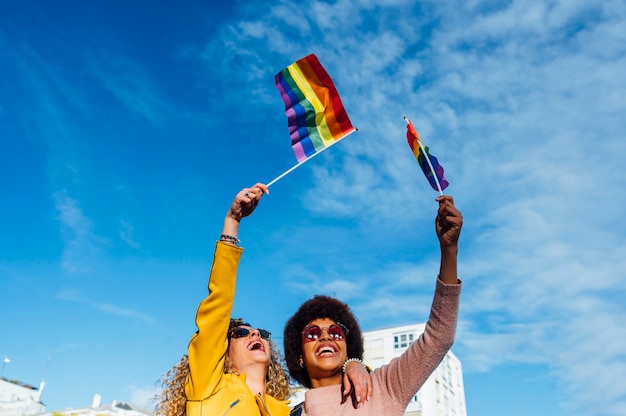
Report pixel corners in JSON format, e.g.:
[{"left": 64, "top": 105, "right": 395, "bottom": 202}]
[{"left": 283, "top": 295, "right": 363, "bottom": 388}]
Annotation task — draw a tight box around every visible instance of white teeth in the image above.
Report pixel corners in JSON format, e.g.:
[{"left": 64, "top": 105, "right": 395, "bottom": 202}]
[
  {"left": 316, "top": 346, "right": 336, "bottom": 356},
  {"left": 249, "top": 341, "right": 264, "bottom": 351}
]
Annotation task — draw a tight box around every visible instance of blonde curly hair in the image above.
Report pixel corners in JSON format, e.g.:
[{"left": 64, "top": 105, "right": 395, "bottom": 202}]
[{"left": 155, "top": 319, "right": 291, "bottom": 416}]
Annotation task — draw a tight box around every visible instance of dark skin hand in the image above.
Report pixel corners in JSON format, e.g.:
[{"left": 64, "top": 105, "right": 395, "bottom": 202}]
[{"left": 435, "top": 195, "right": 462, "bottom": 285}]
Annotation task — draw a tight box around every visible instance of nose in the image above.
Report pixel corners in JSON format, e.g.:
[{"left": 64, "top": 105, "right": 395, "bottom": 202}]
[
  {"left": 248, "top": 329, "right": 261, "bottom": 339},
  {"left": 319, "top": 327, "right": 332, "bottom": 340}
]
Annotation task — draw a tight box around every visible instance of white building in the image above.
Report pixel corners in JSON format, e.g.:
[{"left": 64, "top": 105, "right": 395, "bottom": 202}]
[
  {"left": 362, "top": 323, "right": 466, "bottom": 416},
  {"left": 34, "top": 395, "right": 152, "bottom": 416},
  {"left": 0, "top": 378, "right": 46, "bottom": 416},
  {"left": 1, "top": 378, "right": 151, "bottom": 416}
]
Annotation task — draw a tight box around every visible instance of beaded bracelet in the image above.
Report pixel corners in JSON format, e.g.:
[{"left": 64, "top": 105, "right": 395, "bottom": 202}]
[
  {"left": 220, "top": 233, "right": 240, "bottom": 245},
  {"left": 342, "top": 357, "right": 365, "bottom": 373}
]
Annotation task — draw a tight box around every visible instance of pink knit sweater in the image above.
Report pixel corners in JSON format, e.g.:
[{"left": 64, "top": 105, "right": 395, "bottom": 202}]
[{"left": 298, "top": 279, "right": 461, "bottom": 416}]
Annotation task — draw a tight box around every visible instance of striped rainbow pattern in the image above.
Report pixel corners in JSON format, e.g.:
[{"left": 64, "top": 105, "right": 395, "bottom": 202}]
[
  {"left": 406, "top": 118, "right": 450, "bottom": 192},
  {"left": 275, "top": 54, "right": 356, "bottom": 162}
]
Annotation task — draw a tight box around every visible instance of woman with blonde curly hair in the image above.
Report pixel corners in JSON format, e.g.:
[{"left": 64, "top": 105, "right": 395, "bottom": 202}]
[
  {"left": 157, "top": 183, "right": 289, "bottom": 416},
  {"left": 157, "top": 183, "right": 369, "bottom": 416},
  {"left": 157, "top": 320, "right": 291, "bottom": 416}
]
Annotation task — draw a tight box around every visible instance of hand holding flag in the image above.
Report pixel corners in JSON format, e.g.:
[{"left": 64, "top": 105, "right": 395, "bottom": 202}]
[{"left": 405, "top": 116, "right": 449, "bottom": 195}]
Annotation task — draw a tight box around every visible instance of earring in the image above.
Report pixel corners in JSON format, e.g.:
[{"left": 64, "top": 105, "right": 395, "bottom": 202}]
[{"left": 299, "top": 357, "right": 305, "bottom": 368}]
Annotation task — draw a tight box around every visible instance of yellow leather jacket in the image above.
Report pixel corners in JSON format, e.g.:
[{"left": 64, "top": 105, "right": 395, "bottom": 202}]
[{"left": 185, "top": 242, "right": 289, "bottom": 416}]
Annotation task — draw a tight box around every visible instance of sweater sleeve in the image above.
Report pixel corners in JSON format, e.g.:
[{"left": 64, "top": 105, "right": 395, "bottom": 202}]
[
  {"left": 374, "top": 278, "right": 461, "bottom": 407},
  {"left": 185, "top": 241, "right": 243, "bottom": 400}
]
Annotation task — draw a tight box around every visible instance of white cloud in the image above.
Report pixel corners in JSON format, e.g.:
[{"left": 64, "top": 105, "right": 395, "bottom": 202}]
[
  {"left": 54, "top": 190, "right": 108, "bottom": 274},
  {"left": 200, "top": 1, "right": 626, "bottom": 414},
  {"left": 119, "top": 220, "right": 140, "bottom": 249},
  {"left": 87, "top": 52, "right": 169, "bottom": 123},
  {"left": 128, "top": 384, "right": 159, "bottom": 412},
  {"left": 55, "top": 289, "right": 155, "bottom": 325}
]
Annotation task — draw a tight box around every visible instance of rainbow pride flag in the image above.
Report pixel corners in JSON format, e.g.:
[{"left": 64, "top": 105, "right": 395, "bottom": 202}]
[
  {"left": 275, "top": 54, "right": 356, "bottom": 163},
  {"left": 405, "top": 117, "right": 449, "bottom": 194}
]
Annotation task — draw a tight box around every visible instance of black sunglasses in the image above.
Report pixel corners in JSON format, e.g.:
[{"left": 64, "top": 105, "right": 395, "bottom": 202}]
[
  {"left": 230, "top": 326, "right": 271, "bottom": 341},
  {"left": 301, "top": 322, "right": 348, "bottom": 343}
]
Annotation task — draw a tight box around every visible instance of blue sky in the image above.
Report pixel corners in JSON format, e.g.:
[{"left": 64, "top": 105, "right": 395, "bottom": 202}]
[{"left": 1, "top": 0, "right": 625, "bottom": 415}]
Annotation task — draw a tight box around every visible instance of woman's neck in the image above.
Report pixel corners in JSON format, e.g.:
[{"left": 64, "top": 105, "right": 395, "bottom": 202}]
[
  {"left": 241, "top": 366, "right": 267, "bottom": 398},
  {"left": 309, "top": 372, "right": 343, "bottom": 388}
]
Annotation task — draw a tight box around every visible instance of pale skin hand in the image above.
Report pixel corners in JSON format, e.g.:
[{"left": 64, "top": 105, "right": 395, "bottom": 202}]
[
  {"left": 342, "top": 361, "right": 372, "bottom": 408},
  {"left": 222, "top": 183, "right": 269, "bottom": 241}
]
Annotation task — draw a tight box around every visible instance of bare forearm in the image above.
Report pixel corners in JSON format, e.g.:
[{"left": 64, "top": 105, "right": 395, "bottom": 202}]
[
  {"left": 439, "top": 245, "right": 458, "bottom": 284},
  {"left": 222, "top": 214, "right": 240, "bottom": 239}
]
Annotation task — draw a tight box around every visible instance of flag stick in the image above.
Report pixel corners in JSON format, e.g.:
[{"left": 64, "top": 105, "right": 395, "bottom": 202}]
[
  {"left": 416, "top": 140, "right": 444, "bottom": 196},
  {"left": 267, "top": 129, "right": 357, "bottom": 187},
  {"left": 404, "top": 117, "right": 444, "bottom": 196}
]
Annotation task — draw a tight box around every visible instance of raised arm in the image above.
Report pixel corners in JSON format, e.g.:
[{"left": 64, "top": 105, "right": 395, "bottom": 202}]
[
  {"left": 374, "top": 196, "right": 463, "bottom": 408},
  {"left": 435, "top": 195, "right": 462, "bottom": 285},
  {"left": 185, "top": 183, "right": 268, "bottom": 401}
]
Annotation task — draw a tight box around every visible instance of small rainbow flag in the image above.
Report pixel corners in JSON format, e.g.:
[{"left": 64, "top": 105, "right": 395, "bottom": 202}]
[
  {"left": 405, "top": 117, "right": 449, "bottom": 194},
  {"left": 275, "top": 54, "right": 356, "bottom": 163}
]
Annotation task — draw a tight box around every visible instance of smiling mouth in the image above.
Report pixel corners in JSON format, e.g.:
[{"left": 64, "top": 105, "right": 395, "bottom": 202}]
[
  {"left": 248, "top": 341, "right": 265, "bottom": 351},
  {"left": 315, "top": 345, "right": 337, "bottom": 357}
]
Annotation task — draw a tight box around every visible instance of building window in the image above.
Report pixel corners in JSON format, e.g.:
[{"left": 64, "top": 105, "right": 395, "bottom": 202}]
[{"left": 393, "top": 332, "right": 414, "bottom": 349}]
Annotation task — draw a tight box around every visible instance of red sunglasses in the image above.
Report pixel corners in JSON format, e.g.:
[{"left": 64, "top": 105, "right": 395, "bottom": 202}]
[{"left": 301, "top": 322, "right": 348, "bottom": 343}]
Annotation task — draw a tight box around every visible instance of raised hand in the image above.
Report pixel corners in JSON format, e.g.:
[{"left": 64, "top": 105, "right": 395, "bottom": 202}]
[
  {"left": 222, "top": 183, "right": 268, "bottom": 244},
  {"left": 227, "top": 183, "right": 269, "bottom": 223},
  {"left": 435, "top": 195, "right": 462, "bottom": 249}
]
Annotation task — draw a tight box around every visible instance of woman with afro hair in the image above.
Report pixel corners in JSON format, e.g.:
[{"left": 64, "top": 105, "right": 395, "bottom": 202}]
[{"left": 283, "top": 195, "right": 463, "bottom": 416}]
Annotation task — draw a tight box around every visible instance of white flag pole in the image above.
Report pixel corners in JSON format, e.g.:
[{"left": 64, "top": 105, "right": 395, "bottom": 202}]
[{"left": 267, "top": 129, "right": 357, "bottom": 187}]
